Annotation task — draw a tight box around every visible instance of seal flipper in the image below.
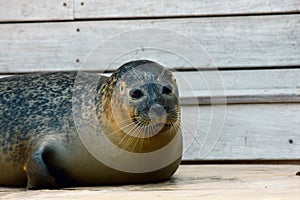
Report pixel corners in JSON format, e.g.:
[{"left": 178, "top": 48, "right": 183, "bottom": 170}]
[{"left": 26, "top": 146, "right": 60, "bottom": 189}]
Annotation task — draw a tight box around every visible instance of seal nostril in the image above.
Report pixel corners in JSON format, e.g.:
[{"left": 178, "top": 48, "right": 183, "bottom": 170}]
[{"left": 150, "top": 104, "right": 166, "bottom": 117}]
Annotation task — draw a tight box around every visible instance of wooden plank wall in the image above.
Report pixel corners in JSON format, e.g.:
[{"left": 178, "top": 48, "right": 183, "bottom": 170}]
[
  {"left": 0, "top": 0, "right": 299, "bottom": 162},
  {"left": 0, "top": 0, "right": 74, "bottom": 22}
]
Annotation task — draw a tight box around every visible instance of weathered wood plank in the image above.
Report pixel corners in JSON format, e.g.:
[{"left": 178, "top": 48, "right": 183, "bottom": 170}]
[
  {"left": 181, "top": 89, "right": 300, "bottom": 105},
  {"left": 0, "top": 0, "right": 74, "bottom": 22},
  {"left": 175, "top": 69, "right": 300, "bottom": 91},
  {"left": 182, "top": 104, "right": 300, "bottom": 160},
  {"left": 75, "top": 0, "right": 300, "bottom": 19},
  {"left": 1, "top": 165, "right": 299, "bottom": 199},
  {"left": 175, "top": 69, "right": 300, "bottom": 104},
  {"left": 0, "top": 15, "right": 299, "bottom": 72}
]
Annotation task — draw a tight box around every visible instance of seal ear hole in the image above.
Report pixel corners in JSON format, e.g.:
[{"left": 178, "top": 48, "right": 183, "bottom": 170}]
[
  {"left": 162, "top": 85, "right": 173, "bottom": 95},
  {"left": 130, "top": 89, "right": 144, "bottom": 99}
]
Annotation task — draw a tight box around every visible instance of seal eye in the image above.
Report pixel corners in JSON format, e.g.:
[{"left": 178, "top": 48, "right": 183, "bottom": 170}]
[
  {"left": 130, "top": 89, "right": 144, "bottom": 99},
  {"left": 162, "top": 85, "right": 173, "bottom": 95}
]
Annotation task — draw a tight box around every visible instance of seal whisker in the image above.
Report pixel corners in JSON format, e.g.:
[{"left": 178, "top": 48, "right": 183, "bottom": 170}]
[
  {"left": 117, "top": 122, "right": 139, "bottom": 144},
  {"left": 145, "top": 121, "right": 151, "bottom": 138},
  {"left": 105, "top": 124, "right": 130, "bottom": 137},
  {"left": 118, "top": 120, "right": 147, "bottom": 150},
  {"left": 143, "top": 119, "right": 155, "bottom": 138},
  {"left": 150, "top": 124, "right": 156, "bottom": 136},
  {"left": 118, "top": 118, "right": 138, "bottom": 124},
  {"left": 132, "top": 70, "right": 144, "bottom": 83},
  {"left": 157, "top": 67, "right": 167, "bottom": 82},
  {"left": 106, "top": 119, "right": 139, "bottom": 137},
  {"left": 126, "top": 126, "right": 144, "bottom": 152},
  {"left": 114, "top": 124, "right": 141, "bottom": 155}
]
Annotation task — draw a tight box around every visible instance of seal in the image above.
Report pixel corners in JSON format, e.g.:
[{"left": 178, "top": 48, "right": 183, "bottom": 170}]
[{"left": 0, "top": 60, "right": 182, "bottom": 189}]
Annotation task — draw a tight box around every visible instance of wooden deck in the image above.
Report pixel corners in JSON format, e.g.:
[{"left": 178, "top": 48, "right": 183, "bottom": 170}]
[{"left": 1, "top": 165, "right": 299, "bottom": 199}]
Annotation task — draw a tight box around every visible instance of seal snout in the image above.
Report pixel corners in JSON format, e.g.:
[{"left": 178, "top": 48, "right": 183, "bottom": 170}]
[
  {"left": 149, "top": 104, "right": 166, "bottom": 118},
  {"left": 149, "top": 104, "right": 167, "bottom": 127}
]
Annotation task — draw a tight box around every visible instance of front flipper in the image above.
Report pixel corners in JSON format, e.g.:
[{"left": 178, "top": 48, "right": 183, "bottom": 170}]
[{"left": 26, "top": 146, "right": 60, "bottom": 189}]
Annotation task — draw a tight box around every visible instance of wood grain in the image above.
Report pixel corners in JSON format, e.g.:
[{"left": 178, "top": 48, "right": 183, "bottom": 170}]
[
  {"left": 1, "top": 165, "right": 299, "bottom": 199},
  {"left": 181, "top": 89, "right": 300, "bottom": 105},
  {"left": 182, "top": 104, "right": 300, "bottom": 160},
  {"left": 175, "top": 69, "right": 300, "bottom": 91},
  {"left": 0, "top": 15, "right": 299, "bottom": 72},
  {"left": 0, "top": 0, "right": 74, "bottom": 22},
  {"left": 74, "top": 0, "right": 300, "bottom": 19},
  {"left": 175, "top": 69, "right": 300, "bottom": 104}
]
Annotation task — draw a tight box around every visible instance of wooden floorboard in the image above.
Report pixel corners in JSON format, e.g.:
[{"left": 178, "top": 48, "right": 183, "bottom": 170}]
[{"left": 0, "top": 165, "right": 299, "bottom": 199}]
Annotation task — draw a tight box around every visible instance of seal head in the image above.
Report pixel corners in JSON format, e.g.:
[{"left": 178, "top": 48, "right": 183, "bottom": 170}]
[{"left": 96, "top": 60, "right": 180, "bottom": 153}]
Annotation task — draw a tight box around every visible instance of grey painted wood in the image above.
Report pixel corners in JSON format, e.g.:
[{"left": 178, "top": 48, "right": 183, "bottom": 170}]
[
  {"left": 175, "top": 69, "right": 300, "bottom": 104},
  {"left": 74, "top": 0, "right": 300, "bottom": 19},
  {"left": 2, "top": 0, "right": 299, "bottom": 22},
  {"left": 181, "top": 89, "right": 300, "bottom": 105},
  {"left": 0, "top": 15, "right": 299, "bottom": 72},
  {"left": 182, "top": 104, "right": 300, "bottom": 160},
  {"left": 175, "top": 69, "right": 300, "bottom": 91},
  {"left": 0, "top": 0, "right": 74, "bottom": 22}
]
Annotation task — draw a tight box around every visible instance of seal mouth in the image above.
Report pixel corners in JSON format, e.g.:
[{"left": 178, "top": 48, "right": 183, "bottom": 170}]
[
  {"left": 132, "top": 118, "right": 172, "bottom": 128},
  {"left": 155, "top": 123, "right": 173, "bottom": 128},
  {"left": 154, "top": 123, "right": 165, "bottom": 128}
]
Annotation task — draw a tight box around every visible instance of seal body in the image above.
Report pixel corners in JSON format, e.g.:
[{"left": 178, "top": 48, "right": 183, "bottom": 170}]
[{"left": 0, "top": 60, "right": 182, "bottom": 189}]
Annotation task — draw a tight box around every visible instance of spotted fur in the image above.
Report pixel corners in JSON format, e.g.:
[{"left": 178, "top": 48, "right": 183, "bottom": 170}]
[{"left": 0, "top": 60, "right": 182, "bottom": 189}]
